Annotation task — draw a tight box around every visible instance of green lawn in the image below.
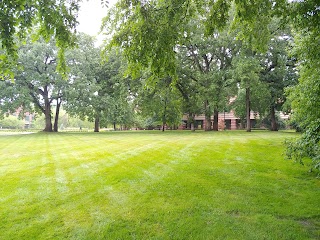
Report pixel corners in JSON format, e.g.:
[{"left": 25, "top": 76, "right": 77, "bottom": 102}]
[{"left": 0, "top": 131, "right": 319, "bottom": 239}]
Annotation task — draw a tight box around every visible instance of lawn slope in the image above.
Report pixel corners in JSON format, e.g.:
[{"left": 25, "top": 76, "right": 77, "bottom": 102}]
[{"left": 0, "top": 131, "right": 319, "bottom": 239}]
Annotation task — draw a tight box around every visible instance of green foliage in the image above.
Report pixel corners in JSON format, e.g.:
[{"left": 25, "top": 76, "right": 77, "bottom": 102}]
[
  {"left": 0, "top": 115, "right": 24, "bottom": 129},
  {"left": 258, "top": 20, "right": 297, "bottom": 130},
  {"left": 286, "top": 56, "right": 320, "bottom": 170},
  {"left": 131, "top": 115, "right": 152, "bottom": 130},
  {"left": 230, "top": 0, "right": 284, "bottom": 52},
  {"left": 65, "top": 34, "right": 134, "bottom": 131},
  {"left": 102, "top": 0, "right": 289, "bottom": 80},
  {"left": 0, "top": 80, "right": 30, "bottom": 116},
  {"left": 103, "top": 0, "right": 195, "bottom": 78},
  {"left": 260, "top": 31, "right": 295, "bottom": 107},
  {"left": 136, "top": 77, "right": 182, "bottom": 130},
  {"left": 65, "top": 116, "right": 93, "bottom": 130},
  {"left": 207, "top": 0, "right": 289, "bottom": 52},
  {"left": 285, "top": 2, "right": 320, "bottom": 171},
  {"left": 231, "top": 53, "right": 265, "bottom": 129},
  {"left": 175, "top": 64, "right": 202, "bottom": 126},
  {"left": 232, "top": 53, "right": 261, "bottom": 88},
  {"left": 289, "top": 39, "right": 320, "bottom": 130},
  {"left": 260, "top": 113, "right": 287, "bottom": 130},
  {"left": 232, "top": 82, "right": 270, "bottom": 120},
  {"left": 290, "top": 0, "right": 320, "bottom": 36},
  {"left": 205, "top": 0, "right": 231, "bottom": 34},
  {"left": 175, "top": 19, "right": 239, "bottom": 130},
  {"left": 0, "top": 37, "right": 66, "bottom": 131},
  {"left": 286, "top": 120, "right": 320, "bottom": 174},
  {"left": 30, "top": 115, "right": 45, "bottom": 129},
  {"left": 64, "top": 34, "right": 101, "bottom": 122},
  {"left": 0, "top": 0, "right": 80, "bottom": 77}
]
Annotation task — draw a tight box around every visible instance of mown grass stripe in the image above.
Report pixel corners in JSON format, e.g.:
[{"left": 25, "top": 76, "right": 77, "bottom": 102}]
[{"left": 0, "top": 131, "right": 319, "bottom": 239}]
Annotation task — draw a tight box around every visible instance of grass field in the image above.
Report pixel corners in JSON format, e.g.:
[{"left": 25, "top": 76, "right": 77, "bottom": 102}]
[{"left": 0, "top": 130, "right": 319, "bottom": 239}]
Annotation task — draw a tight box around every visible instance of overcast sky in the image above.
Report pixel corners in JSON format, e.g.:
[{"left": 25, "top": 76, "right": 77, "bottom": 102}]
[
  {"left": 78, "top": 0, "right": 305, "bottom": 36},
  {"left": 77, "top": 0, "right": 117, "bottom": 37}
]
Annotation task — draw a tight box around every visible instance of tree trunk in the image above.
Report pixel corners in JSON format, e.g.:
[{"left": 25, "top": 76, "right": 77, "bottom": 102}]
[
  {"left": 204, "top": 115, "right": 212, "bottom": 131},
  {"left": 190, "top": 122, "right": 195, "bottom": 131},
  {"left": 53, "top": 99, "right": 61, "bottom": 132},
  {"left": 189, "top": 113, "right": 195, "bottom": 132},
  {"left": 213, "top": 109, "right": 219, "bottom": 131},
  {"left": 270, "top": 106, "right": 278, "bottom": 131},
  {"left": 204, "top": 100, "right": 212, "bottom": 131},
  {"left": 162, "top": 98, "right": 168, "bottom": 132},
  {"left": 44, "top": 114, "right": 52, "bottom": 132},
  {"left": 94, "top": 117, "right": 99, "bottom": 132},
  {"left": 113, "top": 122, "right": 116, "bottom": 131},
  {"left": 44, "top": 99, "right": 52, "bottom": 132},
  {"left": 246, "top": 87, "right": 251, "bottom": 132},
  {"left": 240, "top": 120, "right": 244, "bottom": 129}
]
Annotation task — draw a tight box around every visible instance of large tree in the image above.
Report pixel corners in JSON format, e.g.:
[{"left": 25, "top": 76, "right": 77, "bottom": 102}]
[
  {"left": 174, "top": 17, "right": 238, "bottom": 131},
  {"left": 65, "top": 34, "right": 133, "bottom": 132},
  {"left": 260, "top": 27, "right": 297, "bottom": 131},
  {"left": 232, "top": 52, "right": 262, "bottom": 132},
  {"left": 231, "top": 79, "right": 271, "bottom": 130},
  {"left": 64, "top": 34, "right": 102, "bottom": 132},
  {"left": 0, "top": 38, "right": 66, "bottom": 132},
  {"left": 175, "top": 63, "right": 202, "bottom": 131},
  {"left": 136, "top": 76, "right": 182, "bottom": 131}
]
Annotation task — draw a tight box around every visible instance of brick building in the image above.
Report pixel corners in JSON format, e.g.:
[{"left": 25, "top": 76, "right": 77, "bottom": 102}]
[
  {"left": 180, "top": 110, "right": 260, "bottom": 130},
  {"left": 12, "top": 108, "right": 35, "bottom": 129}
]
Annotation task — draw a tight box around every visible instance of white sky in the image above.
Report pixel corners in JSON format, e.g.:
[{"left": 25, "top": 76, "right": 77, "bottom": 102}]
[
  {"left": 77, "top": 0, "right": 117, "bottom": 40},
  {"left": 77, "top": 0, "right": 306, "bottom": 37}
]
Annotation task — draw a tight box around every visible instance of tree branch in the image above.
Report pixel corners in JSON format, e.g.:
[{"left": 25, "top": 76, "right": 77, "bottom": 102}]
[
  {"left": 188, "top": 45, "right": 203, "bottom": 72},
  {"left": 29, "top": 92, "right": 45, "bottom": 114}
]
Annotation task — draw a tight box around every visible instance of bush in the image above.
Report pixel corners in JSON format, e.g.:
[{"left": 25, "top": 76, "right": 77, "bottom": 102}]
[
  {"left": 260, "top": 113, "right": 288, "bottom": 130},
  {"left": 285, "top": 119, "right": 320, "bottom": 175},
  {"left": 0, "top": 116, "right": 24, "bottom": 129}
]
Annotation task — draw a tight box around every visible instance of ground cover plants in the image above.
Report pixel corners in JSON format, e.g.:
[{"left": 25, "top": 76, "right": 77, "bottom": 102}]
[{"left": 0, "top": 131, "right": 319, "bottom": 239}]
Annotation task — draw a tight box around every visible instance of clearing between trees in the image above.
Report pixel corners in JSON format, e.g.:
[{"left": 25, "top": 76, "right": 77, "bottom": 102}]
[{"left": 0, "top": 131, "right": 319, "bottom": 239}]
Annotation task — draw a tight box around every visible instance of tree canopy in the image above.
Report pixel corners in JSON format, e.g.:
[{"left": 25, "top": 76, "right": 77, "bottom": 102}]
[
  {"left": 285, "top": 1, "right": 320, "bottom": 172},
  {"left": 0, "top": 0, "right": 81, "bottom": 78},
  {"left": 102, "top": 0, "right": 291, "bottom": 78},
  {"left": 0, "top": 37, "right": 66, "bottom": 132}
]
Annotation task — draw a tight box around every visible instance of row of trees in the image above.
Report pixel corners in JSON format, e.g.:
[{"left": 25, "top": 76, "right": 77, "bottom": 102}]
[
  {"left": 102, "top": 0, "right": 319, "bottom": 171},
  {"left": 0, "top": 20, "right": 296, "bottom": 134},
  {"left": 0, "top": 0, "right": 319, "bottom": 172},
  {"left": 0, "top": 34, "right": 133, "bottom": 132},
  {"left": 173, "top": 17, "right": 297, "bottom": 132}
]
